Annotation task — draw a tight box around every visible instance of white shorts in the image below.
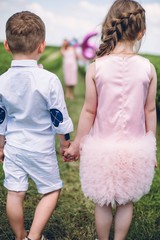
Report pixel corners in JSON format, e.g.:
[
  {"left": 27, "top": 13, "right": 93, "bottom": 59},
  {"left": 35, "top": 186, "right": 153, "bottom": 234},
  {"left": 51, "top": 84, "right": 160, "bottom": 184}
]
[{"left": 3, "top": 144, "right": 63, "bottom": 194}]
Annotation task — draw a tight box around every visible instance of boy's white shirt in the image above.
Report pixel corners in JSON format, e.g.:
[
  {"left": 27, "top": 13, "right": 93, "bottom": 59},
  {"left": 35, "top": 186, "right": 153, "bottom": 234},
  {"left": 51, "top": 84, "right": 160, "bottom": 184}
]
[{"left": 0, "top": 60, "right": 73, "bottom": 153}]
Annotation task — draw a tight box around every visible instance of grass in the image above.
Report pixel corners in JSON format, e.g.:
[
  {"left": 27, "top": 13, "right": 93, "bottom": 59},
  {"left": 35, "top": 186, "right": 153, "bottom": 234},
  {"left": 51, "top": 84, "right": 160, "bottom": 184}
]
[{"left": 0, "top": 43, "right": 160, "bottom": 239}]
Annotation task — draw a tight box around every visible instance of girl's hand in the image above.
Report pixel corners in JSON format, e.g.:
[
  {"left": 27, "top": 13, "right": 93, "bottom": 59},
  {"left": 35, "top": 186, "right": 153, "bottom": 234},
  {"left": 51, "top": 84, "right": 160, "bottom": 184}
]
[{"left": 63, "top": 142, "right": 79, "bottom": 162}]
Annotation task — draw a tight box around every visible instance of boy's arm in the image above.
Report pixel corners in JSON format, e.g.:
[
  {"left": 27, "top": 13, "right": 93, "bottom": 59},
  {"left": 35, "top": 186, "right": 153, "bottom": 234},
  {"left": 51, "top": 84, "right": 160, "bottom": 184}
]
[
  {"left": 145, "top": 63, "right": 157, "bottom": 135},
  {"left": 48, "top": 76, "right": 73, "bottom": 158},
  {"left": 49, "top": 76, "right": 73, "bottom": 133}
]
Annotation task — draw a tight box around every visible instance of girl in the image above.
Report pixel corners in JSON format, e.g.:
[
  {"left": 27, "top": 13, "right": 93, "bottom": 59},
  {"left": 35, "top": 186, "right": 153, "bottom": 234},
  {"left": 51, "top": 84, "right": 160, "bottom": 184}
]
[{"left": 64, "top": 0, "right": 157, "bottom": 239}]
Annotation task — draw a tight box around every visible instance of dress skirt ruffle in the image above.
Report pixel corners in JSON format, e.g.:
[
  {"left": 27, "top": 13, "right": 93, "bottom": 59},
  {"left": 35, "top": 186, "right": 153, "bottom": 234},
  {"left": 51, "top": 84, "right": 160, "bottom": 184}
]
[{"left": 80, "top": 131, "right": 156, "bottom": 206}]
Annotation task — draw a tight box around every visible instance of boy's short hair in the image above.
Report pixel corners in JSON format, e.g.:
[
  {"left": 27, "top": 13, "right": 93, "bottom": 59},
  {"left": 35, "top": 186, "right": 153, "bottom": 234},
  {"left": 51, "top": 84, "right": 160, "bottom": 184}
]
[{"left": 6, "top": 11, "right": 45, "bottom": 54}]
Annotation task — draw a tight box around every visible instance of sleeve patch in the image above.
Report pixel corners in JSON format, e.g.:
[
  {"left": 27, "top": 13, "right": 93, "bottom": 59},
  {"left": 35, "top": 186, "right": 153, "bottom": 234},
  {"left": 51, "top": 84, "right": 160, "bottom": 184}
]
[
  {"left": 50, "top": 108, "right": 63, "bottom": 127},
  {"left": 0, "top": 107, "right": 6, "bottom": 124}
]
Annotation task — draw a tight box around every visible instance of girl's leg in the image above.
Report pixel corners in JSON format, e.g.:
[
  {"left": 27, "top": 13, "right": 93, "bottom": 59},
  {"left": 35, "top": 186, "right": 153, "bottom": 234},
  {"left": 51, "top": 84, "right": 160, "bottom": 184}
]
[
  {"left": 6, "top": 191, "right": 27, "bottom": 240},
  {"left": 95, "top": 204, "right": 113, "bottom": 240},
  {"left": 28, "top": 190, "right": 60, "bottom": 240},
  {"left": 114, "top": 202, "right": 133, "bottom": 240}
]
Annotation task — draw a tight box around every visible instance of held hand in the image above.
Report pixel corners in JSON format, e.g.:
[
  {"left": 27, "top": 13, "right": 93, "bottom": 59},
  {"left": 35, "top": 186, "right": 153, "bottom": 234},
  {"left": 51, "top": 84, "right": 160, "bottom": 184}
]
[
  {"left": 59, "top": 141, "right": 70, "bottom": 157},
  {"left": 63, "top": 142, "right": 79, "bottom": 162}
]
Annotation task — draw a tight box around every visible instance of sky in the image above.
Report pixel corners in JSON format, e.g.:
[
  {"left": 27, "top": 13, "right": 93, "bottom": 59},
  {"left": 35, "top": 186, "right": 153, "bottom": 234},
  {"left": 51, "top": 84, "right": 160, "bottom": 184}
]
[{"left": 0, "top": 0, "right": 160, "bottom": 55}]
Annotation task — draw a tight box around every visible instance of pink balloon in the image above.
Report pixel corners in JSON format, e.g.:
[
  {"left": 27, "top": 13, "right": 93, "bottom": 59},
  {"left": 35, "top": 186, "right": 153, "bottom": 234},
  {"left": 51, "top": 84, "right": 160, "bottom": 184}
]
[{"left": 81, "top": 32, "right": 98, "bottom": 60}]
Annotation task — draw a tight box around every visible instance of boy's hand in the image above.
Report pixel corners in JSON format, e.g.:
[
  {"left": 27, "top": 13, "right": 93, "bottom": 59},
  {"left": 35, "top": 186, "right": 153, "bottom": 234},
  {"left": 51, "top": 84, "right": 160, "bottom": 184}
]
[
  {"left": 59, "top": 141, "right": 70, "bottom": 157},
  {"left": 63, "top": 142, "right": 79, "bottom": 162}
]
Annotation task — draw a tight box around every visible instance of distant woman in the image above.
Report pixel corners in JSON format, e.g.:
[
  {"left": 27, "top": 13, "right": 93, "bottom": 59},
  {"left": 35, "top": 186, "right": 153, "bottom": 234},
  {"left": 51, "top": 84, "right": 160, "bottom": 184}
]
[{"left": 61, "top": 39, "right": 78, "bottom": 100}]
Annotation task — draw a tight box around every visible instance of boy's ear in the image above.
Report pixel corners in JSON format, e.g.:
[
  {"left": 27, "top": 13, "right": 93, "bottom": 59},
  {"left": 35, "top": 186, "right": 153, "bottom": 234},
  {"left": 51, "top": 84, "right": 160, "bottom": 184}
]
[
  {"left": 4, "top": 40, "right": 11, "bottom": 53},
  {"left": 38, "top": 41, "right": 46, "bottom": 54}
]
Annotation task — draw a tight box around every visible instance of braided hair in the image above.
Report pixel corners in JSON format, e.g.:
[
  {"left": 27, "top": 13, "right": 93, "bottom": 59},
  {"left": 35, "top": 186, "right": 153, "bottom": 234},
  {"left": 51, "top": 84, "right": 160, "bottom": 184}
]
[{"left": 96, "top": 0, "right": 146, "bottom": 57}]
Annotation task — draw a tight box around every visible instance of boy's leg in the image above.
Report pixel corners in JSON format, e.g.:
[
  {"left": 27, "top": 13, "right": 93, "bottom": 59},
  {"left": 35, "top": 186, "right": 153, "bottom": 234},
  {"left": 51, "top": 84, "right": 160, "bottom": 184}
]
[
  {"left": 95, "top": 204, "right": 113, "bottom": 240},
  {"left": 114, "top": 202, "right": 133, "bottom": 240},
  {"left": 6, "top": 191, "right": 27, "bottom": 240},
  {"left": 28, "top": 190, "right": 60, "bottom": 240}
]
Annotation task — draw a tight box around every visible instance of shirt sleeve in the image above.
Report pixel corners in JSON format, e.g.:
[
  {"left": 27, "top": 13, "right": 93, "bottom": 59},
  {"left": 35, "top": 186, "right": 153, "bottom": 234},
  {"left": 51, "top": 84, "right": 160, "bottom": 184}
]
[
  {"left": 0, "top": 99, "right": 7, "bottom": 135},
  {"left": 48, "top": 76, "right": 73, "bottom": 134}
]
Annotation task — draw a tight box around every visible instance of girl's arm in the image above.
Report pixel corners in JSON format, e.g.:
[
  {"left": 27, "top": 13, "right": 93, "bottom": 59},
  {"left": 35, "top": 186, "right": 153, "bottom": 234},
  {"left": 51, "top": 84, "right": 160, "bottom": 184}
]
[
  {"left": 145, "top": 63, "right": 157, "bottom": 136},
  {"left": 64, "top": 61, "right": 97, "bottom": 160}
]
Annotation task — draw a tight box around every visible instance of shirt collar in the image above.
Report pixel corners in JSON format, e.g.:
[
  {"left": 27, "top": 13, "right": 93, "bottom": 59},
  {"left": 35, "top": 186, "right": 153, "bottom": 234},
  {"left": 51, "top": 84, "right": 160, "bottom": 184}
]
[{"left": 11, "top": 60, "right": 38, "bottom": 67}]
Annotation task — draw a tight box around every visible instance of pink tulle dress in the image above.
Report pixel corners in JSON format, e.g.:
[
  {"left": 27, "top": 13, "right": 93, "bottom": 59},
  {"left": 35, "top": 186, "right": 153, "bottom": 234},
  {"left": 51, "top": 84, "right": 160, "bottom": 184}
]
[{"left": 80, "top": 55, "right": 156, "bottom": 206}]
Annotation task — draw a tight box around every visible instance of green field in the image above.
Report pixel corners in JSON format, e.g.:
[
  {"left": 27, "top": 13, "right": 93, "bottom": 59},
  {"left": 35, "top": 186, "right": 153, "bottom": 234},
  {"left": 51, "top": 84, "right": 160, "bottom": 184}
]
[{"left": 0, "top": 43, "right": 160, "bottom": 240}]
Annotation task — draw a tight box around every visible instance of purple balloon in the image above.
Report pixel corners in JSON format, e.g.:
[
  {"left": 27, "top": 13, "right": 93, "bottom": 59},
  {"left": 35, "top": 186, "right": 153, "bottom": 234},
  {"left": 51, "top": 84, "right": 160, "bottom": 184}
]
[{"left": 81, "top": 32, "right": 98, "bottom": 60}]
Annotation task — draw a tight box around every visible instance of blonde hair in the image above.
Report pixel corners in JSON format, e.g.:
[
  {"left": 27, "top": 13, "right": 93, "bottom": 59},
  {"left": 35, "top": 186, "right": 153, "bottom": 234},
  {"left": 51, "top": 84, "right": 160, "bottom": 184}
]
[
  {"left": 97, "top": 0, "right": 146, "bottom": 57},
  {"left": 6, "top": 11, "right": 45, "bottom": 54}
]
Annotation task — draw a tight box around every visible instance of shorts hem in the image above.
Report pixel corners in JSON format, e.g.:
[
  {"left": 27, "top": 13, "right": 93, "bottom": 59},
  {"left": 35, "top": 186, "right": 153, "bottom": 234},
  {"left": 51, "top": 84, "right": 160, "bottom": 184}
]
[
  {"left": 38, "top": 182, "right": 64, "bottom": 194},
  {"left": 3, "top": 182, "right": 28, "bottom": 192}
]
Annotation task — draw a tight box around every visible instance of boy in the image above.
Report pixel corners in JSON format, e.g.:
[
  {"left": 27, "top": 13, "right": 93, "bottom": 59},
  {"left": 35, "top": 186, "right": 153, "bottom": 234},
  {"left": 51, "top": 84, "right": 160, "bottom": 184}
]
[{"left": 0, "top": 11, "right": 73, "bottom": 240}]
